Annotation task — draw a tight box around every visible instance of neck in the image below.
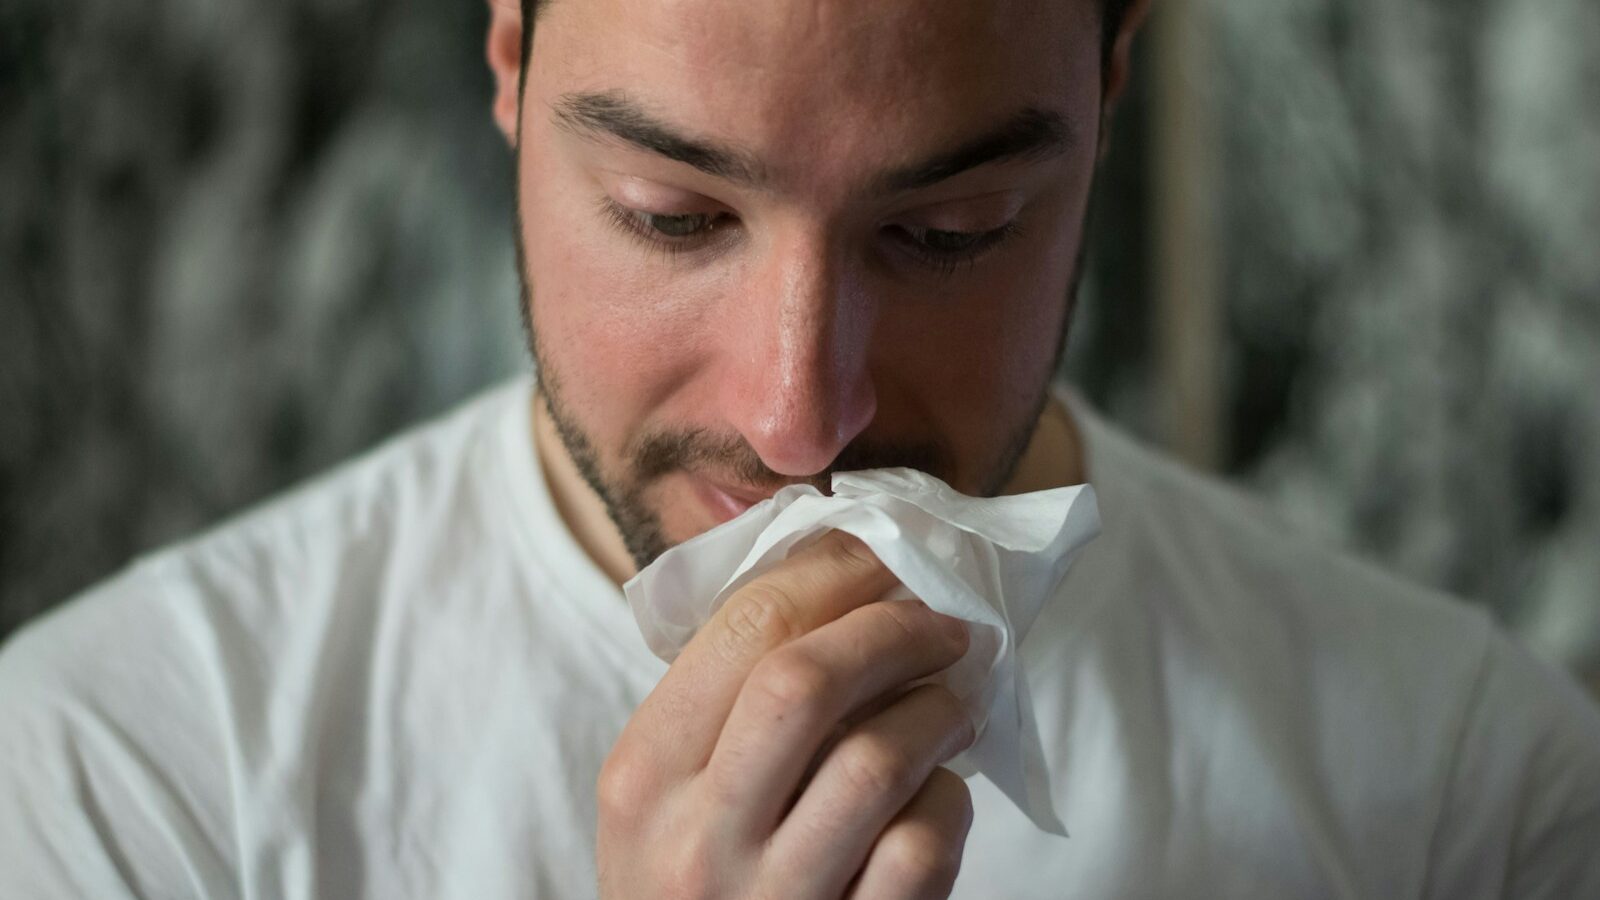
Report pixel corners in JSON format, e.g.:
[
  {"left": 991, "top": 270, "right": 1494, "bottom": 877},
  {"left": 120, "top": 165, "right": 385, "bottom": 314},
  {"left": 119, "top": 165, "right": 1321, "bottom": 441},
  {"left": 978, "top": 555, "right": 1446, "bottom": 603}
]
[{"left": 1000, "top": 388, "right": 1088, "bottom": 496}]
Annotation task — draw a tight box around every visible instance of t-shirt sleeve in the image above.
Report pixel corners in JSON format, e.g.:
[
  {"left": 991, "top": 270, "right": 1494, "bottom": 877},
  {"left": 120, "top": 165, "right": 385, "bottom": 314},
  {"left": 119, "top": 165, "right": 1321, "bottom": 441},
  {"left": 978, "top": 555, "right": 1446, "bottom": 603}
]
[
  {"left": 1422, "top": 627, "right": 1600, "bottom": 899},
  {"left": 0, "top": 564, "right": 238, "bottom": 900}
]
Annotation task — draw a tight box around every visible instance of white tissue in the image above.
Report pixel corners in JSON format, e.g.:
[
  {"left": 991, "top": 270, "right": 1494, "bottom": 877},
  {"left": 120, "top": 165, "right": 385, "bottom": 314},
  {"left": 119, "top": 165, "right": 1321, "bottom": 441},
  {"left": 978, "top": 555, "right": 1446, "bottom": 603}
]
[{"left": 621, "top": 467, "right": 1100, "bottom": 835}]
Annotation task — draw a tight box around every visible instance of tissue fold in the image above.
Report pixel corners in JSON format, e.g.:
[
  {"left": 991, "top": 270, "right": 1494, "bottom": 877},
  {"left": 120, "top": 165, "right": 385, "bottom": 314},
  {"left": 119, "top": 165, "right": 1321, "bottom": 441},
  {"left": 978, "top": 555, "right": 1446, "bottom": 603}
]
[{"left": 622, "top": 467, "right": 1099, "bottom": 835}]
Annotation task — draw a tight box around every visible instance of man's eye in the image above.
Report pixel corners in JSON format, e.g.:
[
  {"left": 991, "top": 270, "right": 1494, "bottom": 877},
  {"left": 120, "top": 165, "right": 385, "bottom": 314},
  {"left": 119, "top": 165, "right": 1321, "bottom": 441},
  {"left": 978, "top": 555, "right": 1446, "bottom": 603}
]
[
  {"left": 599, "top": 198, "right": 730, "bottom": 255},
  {"left": 891, "top": 221, "right": 1023, "bottom": 274},
  {"left": 645, "top": 212, "right": 715, "bottom": 238},
  {"left": 914, "top": 228, "right": 987, "bottom": 253}
]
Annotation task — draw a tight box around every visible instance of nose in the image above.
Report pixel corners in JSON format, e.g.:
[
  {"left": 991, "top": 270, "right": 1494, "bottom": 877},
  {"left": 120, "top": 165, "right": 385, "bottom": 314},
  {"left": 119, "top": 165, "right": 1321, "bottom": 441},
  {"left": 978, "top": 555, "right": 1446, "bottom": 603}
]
[{"left": 717, "top": 231, "right": 878, "bottom": 478}]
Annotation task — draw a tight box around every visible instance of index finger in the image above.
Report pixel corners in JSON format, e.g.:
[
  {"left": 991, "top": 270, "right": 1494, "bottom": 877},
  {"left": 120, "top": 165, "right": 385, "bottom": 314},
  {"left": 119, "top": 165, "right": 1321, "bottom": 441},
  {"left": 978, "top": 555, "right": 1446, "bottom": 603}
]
[{"left": 626, "top": 529, "right": 901, "bottom": 775}]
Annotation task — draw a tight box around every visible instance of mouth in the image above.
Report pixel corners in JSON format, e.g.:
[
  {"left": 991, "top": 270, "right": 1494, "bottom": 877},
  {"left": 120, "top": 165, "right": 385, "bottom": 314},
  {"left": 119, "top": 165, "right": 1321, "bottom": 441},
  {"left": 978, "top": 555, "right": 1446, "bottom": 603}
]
[{"left": 688, "top": 474, "right": 782, "bottom": 526}]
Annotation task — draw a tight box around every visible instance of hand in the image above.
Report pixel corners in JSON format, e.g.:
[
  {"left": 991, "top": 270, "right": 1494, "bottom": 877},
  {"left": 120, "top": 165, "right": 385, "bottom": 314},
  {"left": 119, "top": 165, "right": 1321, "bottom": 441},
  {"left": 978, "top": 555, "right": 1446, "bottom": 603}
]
[{"left": 597, "top": 530, "right": 977, "bottom": 899}]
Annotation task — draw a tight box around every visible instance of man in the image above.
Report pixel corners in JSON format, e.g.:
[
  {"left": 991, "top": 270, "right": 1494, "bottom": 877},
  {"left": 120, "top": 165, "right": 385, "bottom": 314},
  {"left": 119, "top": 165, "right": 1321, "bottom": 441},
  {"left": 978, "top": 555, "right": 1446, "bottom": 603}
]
[{"left": 2, "top": 0, "right": 1598, "bottom": 896}]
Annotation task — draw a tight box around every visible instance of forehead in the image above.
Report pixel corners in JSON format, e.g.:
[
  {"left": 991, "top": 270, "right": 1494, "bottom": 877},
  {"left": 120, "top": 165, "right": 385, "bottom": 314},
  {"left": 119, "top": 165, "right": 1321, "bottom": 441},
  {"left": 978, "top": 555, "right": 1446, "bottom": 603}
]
[{"left": 531, "top": 0, "right": 1103, "bottom": 193}]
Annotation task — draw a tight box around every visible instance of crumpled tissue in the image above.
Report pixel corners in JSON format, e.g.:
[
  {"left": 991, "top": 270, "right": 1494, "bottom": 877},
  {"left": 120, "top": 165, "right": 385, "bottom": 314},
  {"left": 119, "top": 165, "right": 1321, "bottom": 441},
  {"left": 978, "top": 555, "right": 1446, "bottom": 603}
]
[{"left": 621, "top": 467, "right": 1100, "bottom": 835}]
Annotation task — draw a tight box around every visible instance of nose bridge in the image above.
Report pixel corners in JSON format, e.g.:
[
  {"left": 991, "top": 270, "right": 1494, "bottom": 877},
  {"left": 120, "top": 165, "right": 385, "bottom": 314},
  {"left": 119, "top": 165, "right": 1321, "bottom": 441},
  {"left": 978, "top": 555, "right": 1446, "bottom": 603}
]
[
  {"left": 774, "top": 241, "right": 864, "bottom": 399},
  {"left": 727, "top": 227, "right": 878, "bottom": 477}
]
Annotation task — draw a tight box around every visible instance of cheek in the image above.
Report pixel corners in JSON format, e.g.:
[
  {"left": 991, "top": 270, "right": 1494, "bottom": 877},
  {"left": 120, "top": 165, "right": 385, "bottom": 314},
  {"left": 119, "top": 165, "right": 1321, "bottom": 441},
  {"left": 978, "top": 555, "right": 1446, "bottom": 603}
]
[
  {"left": 878, "top": 223, "right": 1078, "bottom": 431},
  {"left": 518, "top": 159, "right": 714, "bottom": 449}
]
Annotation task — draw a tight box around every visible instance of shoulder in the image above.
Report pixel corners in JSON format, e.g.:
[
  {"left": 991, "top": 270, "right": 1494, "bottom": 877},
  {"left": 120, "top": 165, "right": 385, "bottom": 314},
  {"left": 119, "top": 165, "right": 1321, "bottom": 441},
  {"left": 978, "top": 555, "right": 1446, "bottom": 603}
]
[
  {"left": 0, "top": 560, "right": 238, "bottom": 896},
  {"left": 1068, "top": 395, "right": 1496, "bottom": 685},
  {"left": 1056, "top": 392, "right": 1600, "bottom": 892},
  {"left": 0, "top": 377, "right": 534, "bottom": 896},
  {"left": 167, "top": 376, "right": 530, "bottom": 584},
  {"left": 1424, "top": 627, "right": 1600, "bottom": 898},
  {"left": 0, "top": 375, "right": 534, "bottom": 715},
  {"left": 127, "top": 377, "right": 528, "bottom": 642}
]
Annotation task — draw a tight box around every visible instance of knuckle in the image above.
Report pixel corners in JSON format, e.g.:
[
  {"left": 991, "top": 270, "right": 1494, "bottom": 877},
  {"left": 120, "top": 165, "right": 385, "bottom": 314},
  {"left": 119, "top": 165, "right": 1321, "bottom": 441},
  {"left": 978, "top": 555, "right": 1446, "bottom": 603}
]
[
  {"left": 926, "top": 687, "right": 978, "bottom": 753},
  {"left": 836, "top": 733, "right": 920, "bottom": 798},
  {"left": 877, "top": 600, "right": 967, "bottom": 661},
  {"left": 595, "top": 751, "right": 656, "bottom": 827},
  {"left": 748, "top": 650, "right": 834, "bottom": 715},
  {"left": 878, "top": 826, "right": 963, "bottom": 891},
  {"left": 819, "top": 529, "right": 880, "bottom": 576},
  {"left": 657, "top": 831, "right": 719, "bottom": 900},
  {"left": 720, "top": 584, "right": 806, "bottom": 656},
  {"left": 877, "top": 598, "right": 935, "bottom": 643},
  {"left": 934, "top": 768, "right": 976, "bottom": 827}
]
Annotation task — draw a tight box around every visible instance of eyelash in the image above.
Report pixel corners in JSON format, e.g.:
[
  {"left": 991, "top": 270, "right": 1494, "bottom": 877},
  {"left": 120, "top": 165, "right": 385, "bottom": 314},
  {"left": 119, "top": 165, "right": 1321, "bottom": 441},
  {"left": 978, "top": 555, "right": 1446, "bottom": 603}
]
[
  {"left": 598, "top": 197, "right": 728, "bottom": 260},
  {"left": 596, "top": 196, "right": 1023, "bottom": 276},
  {"left": 890, "top": 220, "right": 1025, "bottom": 277}
]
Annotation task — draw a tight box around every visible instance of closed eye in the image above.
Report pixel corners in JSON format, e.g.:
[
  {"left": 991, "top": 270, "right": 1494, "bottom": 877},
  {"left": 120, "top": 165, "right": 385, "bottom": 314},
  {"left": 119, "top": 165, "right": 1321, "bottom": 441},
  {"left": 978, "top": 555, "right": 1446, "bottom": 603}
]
[
  {"left": 599, "top": 197, "right": 734, "bottom": 254},
  {"left": 888, "top": 220, "right": 1024, "bottom": 276}
]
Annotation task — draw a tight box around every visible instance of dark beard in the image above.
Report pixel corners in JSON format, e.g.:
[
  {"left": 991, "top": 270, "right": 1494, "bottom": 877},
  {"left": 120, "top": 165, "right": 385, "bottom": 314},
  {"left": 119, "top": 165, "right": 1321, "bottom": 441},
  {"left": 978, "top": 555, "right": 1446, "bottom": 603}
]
[{"left": 510, "top": 162, "right": 1088, "bottom": 574}]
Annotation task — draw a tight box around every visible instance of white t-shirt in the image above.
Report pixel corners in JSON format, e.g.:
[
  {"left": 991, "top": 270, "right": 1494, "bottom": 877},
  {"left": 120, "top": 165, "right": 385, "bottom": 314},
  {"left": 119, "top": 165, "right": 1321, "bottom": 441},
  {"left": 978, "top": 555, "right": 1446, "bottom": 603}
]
[{"left": 3, "top": 377, "right": 1598, "bottom": 899}]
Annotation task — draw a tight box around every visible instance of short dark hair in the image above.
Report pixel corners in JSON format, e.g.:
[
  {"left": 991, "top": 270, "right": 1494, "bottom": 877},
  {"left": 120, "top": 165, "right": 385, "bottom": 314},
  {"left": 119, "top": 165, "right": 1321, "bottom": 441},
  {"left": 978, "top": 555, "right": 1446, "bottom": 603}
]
[{"left": 518, "top": 1, "right": 1133, "bottom": 88}]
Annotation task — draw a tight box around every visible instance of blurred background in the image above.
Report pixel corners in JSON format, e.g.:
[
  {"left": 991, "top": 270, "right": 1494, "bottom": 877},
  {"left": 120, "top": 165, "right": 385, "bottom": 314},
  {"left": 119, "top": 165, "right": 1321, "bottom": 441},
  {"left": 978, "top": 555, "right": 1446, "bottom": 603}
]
[{"left": 2, "top": 0, "right": 1597, "bottom": 693}]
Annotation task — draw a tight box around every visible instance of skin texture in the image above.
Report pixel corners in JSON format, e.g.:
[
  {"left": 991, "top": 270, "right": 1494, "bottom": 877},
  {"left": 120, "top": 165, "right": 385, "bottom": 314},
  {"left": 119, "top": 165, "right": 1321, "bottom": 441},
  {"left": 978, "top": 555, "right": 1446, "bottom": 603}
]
[
  {"left": 484, "top": 0, "right": 1149, "bottom": 894},
  {"left": 486, "top": 0, "right": 1149, "bottom": 581}
]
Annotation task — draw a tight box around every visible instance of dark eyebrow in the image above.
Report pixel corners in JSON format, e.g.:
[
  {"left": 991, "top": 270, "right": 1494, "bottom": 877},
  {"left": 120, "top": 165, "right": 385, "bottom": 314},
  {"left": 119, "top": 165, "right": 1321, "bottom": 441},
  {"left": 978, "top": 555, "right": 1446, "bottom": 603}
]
[
  {"left": 551, "top": 90, "right": 1073, "bottom": 195},
  {"left": 874, "top": 107, "right": 1075, "bottom": 195},
  {"left": 552, "top": 90, "right": 767, "bottom": 187}
]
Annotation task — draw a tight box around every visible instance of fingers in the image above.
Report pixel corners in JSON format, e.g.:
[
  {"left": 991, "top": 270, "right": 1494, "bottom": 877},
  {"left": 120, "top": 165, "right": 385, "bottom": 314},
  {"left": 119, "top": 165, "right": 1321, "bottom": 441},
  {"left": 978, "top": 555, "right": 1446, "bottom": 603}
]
[
  {"left": 703, "top": 600, "right": 970, "bottom": 829},
  {"left": 616, "top": 531, "right": 899, "bottom": 779},
  {"left": 765, "top": 684, "right": 976, "bottom": 895},
  {"left": 599, "top": 526, "right": 978, "bottom": 900},
  {"left": 846, "top": 767, "right": 974, "bottom": 900}
]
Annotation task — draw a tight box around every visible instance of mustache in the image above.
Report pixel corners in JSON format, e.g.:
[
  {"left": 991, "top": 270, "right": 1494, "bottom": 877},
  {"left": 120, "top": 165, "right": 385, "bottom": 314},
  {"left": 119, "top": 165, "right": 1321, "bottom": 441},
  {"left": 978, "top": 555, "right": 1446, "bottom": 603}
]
[{"left": 629, "top": 427, "right": 952, "bottom": 493}]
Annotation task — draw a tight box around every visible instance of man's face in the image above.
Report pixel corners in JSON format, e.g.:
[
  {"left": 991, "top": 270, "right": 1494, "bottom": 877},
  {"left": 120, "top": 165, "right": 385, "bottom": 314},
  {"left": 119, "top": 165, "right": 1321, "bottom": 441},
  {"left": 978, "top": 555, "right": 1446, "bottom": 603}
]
[{"left": 514, "top": 0, "right": 1106, "bottom": 568}]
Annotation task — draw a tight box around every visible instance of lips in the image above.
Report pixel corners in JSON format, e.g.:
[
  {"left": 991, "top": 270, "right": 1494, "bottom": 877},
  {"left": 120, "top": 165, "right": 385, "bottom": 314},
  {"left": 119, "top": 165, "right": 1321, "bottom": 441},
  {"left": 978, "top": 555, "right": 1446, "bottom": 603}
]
[{"left": 690, "top": 475, "right": 773, "bottom": 526}]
